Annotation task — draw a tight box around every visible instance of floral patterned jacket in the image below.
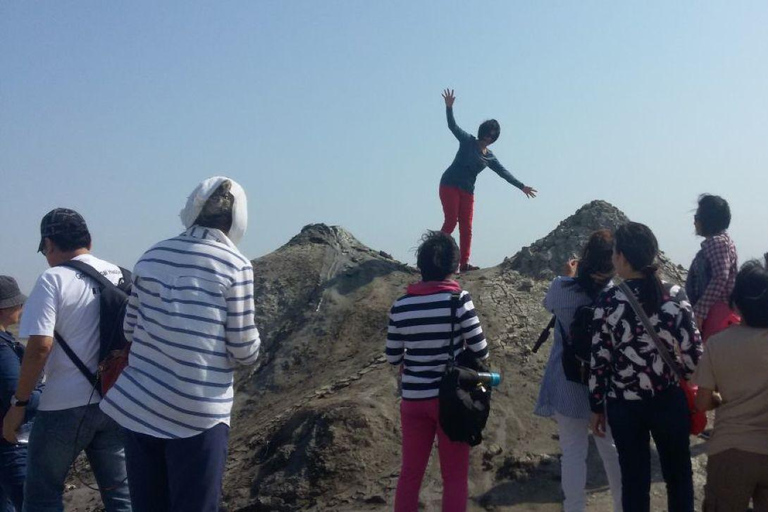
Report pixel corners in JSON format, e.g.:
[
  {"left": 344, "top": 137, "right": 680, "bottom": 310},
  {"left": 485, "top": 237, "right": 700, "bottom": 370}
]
[{"left": 589, "top": 279, "right": 703, "bottom": 413}]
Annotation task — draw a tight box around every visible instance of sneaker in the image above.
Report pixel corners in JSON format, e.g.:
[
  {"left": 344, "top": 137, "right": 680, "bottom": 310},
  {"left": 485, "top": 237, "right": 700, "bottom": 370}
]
[{"left": 460, "top": 263, "right": 480, "bottom": 272}]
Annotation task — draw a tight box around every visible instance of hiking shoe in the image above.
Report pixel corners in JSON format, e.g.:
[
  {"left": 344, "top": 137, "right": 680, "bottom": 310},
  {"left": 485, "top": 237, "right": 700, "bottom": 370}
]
[{"left": 460, "top": 264, "right": 480, "bottom": 272}]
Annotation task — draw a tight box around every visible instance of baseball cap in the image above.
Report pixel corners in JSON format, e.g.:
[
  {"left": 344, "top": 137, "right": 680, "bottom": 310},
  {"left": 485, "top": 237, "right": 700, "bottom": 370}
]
[{"left": 37, "top": 208, "right": 90, "bottom": 253}]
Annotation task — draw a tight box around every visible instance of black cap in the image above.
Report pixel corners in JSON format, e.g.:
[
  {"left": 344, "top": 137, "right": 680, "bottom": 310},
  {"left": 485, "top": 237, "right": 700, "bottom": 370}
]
[
  {"left": 38, "top": 208, "right": 90, "bottom": 253},
  {"left": 0, "top": 276, "right": 27, "bottom": 309}
]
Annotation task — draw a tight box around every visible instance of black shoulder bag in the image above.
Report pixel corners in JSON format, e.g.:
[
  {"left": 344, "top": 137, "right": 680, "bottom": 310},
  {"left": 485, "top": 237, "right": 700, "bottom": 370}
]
[{"left": 438, "top": 291, "right": 492, "bottom": 446}]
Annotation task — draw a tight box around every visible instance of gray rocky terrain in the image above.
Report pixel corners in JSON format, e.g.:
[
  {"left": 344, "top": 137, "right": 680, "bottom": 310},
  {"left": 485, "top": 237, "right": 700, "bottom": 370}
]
[{"left": 63, "top": 200, "right": 708, "bottom": 511}]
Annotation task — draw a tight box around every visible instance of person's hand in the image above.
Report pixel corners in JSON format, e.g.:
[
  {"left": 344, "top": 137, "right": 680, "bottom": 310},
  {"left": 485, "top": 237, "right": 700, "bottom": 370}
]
[
  {"left": 590, "top": 412, "right": 607, "bottom": 438},
  {"left": 3, "top": 406, "right": 25, "bottom": 444},
  {"left": 562, "top": 258, "right": 579, "bottom": 277},
  {"left": 712, "top": 391, "right": 723, "bottom": 408},
  {"left": 442, "top": 88, "right": 455, "bottom": 108},
  {"left": 522, "top": 186, "right": 537, "bottom": 198}
]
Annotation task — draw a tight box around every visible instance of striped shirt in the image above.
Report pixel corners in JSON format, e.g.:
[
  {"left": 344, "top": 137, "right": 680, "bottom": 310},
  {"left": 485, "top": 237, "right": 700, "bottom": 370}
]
[
  {"left": 386, "top": 289, "right": 488, "bottom": 400},
  {"left": 100, "top": 226, "right": 260, "bottom": 439}
]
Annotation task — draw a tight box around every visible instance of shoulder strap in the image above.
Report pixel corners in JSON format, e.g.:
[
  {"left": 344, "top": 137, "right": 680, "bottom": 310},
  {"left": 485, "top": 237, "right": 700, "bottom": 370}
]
[
  {"left": 448, "top": 291, "right": 461, "bottom": 364},
  {"left": 53, "top": 331, "right": 101, "bottom": 393},
  {"left": 617, "top": 281, "right": 684, "bottom": 380},
  {"left": 58, "top": 260, "right": 116, "bottom": 290},
  {"left": 532, "top": 316, "right": 556, "bottom": 353}
]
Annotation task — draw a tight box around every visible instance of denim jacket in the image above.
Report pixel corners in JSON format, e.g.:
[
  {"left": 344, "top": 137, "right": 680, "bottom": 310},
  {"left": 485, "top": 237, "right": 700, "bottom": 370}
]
[{"left": 0, "top": 331, "right": 43, "bottom": 446}]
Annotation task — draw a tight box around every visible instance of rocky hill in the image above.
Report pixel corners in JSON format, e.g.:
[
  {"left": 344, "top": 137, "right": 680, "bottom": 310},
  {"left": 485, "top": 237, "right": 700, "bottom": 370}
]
[{"left": 64, "top": 201, "right": 707, "bottom": 512}]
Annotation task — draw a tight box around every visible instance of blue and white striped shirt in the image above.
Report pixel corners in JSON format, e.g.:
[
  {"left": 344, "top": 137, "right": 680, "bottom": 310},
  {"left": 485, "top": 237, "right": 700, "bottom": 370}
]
[
  {"left": 100, "top": 226, "right": 260, "bottom": 439},
  {"left": 386, "top": 290, "right": 488, "bottom": 400}
]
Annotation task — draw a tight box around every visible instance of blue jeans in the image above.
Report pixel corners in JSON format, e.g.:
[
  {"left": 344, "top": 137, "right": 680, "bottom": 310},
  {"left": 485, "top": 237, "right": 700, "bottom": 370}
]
[
  {"left": 0, "top": 444, "right": 27, "bottom": 511},
  {"left": 607, "top": 386, "right": 694, "bottom": 512},
  {"left": 23, "top": 404, "right": 131, "bottom": 512}
]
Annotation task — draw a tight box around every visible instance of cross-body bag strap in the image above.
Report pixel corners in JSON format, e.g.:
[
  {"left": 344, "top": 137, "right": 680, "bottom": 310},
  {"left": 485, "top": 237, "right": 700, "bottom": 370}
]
[
  {"left": 447, "top": 291, "right": 461, "bottom": 365},
  {"left": 53, "top": 331, "right": 100, "bottom": 390},
  {"left": 617, "top": 281, "right": 684, "bottom": 380},
  {"left": 53, "top": 260, "right": 109, "bottom": 394}
]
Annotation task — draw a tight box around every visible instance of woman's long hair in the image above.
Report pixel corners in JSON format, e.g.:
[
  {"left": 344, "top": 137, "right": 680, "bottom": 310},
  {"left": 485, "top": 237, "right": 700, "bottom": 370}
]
[
  {"left": 572, "top": 229, "right": 615, "bottom": 300},
  {"left": 614, "top": 222, "right": 664, "bottom": 315}
]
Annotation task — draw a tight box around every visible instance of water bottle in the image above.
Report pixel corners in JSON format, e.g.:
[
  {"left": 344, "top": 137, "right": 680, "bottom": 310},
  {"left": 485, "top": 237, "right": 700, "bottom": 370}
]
[
  {"left": 457, "top": 368, "right": 502, "bottom": 389},
  {"left": 476, "top": 372, "right": 502, "bottom": 388}
]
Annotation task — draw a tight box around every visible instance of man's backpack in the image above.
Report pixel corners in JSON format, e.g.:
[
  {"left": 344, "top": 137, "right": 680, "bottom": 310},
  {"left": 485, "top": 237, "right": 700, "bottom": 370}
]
[
  {"left": 558, "top": 304, "right": 596, "bottom": 386},
  {"left": 53, "top": 260, "right": 132, "bottom": 397},
  {"left": 438, "top": 291, "right": 493, "bottom": 446}
]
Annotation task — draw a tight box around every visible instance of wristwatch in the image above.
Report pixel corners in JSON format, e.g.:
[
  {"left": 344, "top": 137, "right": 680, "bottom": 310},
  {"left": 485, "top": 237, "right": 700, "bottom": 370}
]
[{"left": 10, "top": 396, "right": 29, "bottom": 407}]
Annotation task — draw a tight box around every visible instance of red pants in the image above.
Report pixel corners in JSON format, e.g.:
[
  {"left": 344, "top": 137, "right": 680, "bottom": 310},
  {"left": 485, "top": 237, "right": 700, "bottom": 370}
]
[
  {"left": 394, "top": 398, "right": 470, "bottom": 512},
  {"left": 439, "top": 185, "right": 474, "bottom": 267}
]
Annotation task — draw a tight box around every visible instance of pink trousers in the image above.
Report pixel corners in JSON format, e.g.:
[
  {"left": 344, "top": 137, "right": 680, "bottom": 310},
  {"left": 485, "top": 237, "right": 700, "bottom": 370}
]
[
  {"left": 439, "top": 185, "right": 474, "bottom": 267},
  {"left": 394, "top": 398, "right": 470, "bottom": 512}
]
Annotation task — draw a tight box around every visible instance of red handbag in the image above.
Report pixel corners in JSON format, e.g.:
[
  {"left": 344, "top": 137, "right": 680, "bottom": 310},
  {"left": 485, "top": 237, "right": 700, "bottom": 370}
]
[
  {"left": 618, "top": 282, "right": 707, "bottom": 436},
  {"left": 680, "top": 379, "right": 707, "bottom": 435}
]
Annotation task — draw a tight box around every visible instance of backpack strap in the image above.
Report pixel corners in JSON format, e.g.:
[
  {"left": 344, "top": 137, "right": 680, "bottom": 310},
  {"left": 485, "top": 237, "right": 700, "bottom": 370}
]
[
  {"left": 53, "top": 331, "right": 101, "bottom": 394},
  {"left": 58, "top": 260, "right": 116, "bottom": 290},
  {"left": 447, "top": 291, "right": 461, "bottom": 365},
  {"left": 53, "top": 260, "right": 111, "bottom": 396},
  {"left": 532, "top": 316, "right": 556, "bottom": 353},
  {"left": 617, "top": 281, "right": 685, "bottom": 380}
]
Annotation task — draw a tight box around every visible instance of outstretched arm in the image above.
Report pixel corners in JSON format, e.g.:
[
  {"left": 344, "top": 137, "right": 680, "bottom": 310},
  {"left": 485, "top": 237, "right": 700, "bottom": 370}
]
[
  {"left": 442, "top": 89, "right": 471, "bottom": 142},
  {"left": 486, "top": 157, "right": 538, "bottom": 198}
]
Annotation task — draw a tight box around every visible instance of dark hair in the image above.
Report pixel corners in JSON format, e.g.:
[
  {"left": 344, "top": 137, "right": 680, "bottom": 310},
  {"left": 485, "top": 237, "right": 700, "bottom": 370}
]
[
  {"left": 730, "top": 260, "right": 768, "bottom": 328},
  {"left": 195, "top": 181, "right": 234, "bottom": 233},
  {"left": 614, "top": 222, "right": 664, "bottom": 315},
  {"left": 416, "top": 231, "right": 459, "bottom": 282},
  {"left": 47, "top": 231, "right": 92, "bottom": 252},
  {"left": 574, "top": 230, "right": 615, "bottom": 299},
  {"left": 696, "top": 194, "right": 731, "bottom": 236},
  {"left": 477, "top": 119, "right": 500, "bottom": 143}
]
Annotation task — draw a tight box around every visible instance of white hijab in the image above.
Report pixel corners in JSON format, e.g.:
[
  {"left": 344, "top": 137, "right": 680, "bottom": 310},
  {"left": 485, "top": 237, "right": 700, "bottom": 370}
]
[{"left": 179, "top": 176, "right": 248, "bottom": 245}]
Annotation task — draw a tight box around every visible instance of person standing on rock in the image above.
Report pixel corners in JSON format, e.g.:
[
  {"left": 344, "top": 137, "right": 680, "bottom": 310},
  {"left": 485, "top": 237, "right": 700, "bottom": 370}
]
[
  {"left": 589, "top": 222, "right": 703, "bottom": 512},
  {"left": 386, "top": 231, "right": 488, "bottom": 512},
  {"left": 439, "top": 89, "right": 537, "bottom": 272},
  {"left": 100, "top": 177, "right": 261, "bottom": 512},
  {"left": 685, "top": 194, "right": 739, "bottom": 342},
  {"left": 534, "top": 230, "right": 623, "bottom": 512}
]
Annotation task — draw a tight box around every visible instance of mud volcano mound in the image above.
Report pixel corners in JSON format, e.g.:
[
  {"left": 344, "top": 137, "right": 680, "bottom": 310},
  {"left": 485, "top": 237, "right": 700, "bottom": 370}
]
[
  {"left": 215, "top": 200, "right": 706, "bottom": 512},
  {"left": 63, "top": 202, "right": 705, "bottom": 511}
]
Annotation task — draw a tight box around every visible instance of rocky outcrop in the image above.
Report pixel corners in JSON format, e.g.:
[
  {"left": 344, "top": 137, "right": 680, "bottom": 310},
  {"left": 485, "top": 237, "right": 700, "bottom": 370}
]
[{"left": 505, "top": 200, "right": 687, "bottom": 284}]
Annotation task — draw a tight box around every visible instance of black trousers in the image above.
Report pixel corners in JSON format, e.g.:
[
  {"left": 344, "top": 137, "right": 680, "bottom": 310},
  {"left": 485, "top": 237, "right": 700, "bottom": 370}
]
[
  {"left": 122, "top": 423, "right": 229, "bottom": 512},
  {"left": 607, "top": 387, "right": 694, "bottom": 512}
]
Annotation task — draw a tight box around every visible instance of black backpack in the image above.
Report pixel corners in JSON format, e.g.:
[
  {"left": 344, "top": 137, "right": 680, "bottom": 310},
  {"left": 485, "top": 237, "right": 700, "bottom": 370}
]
[
  {"left": 438, "top": 292, "right": 492, "bottom": 446},
  {"left": 558, "top": 304, "right": 596, "bottom": 385},
  {"left": 53, "top": 260, "right": 132, "bottom": 396}
]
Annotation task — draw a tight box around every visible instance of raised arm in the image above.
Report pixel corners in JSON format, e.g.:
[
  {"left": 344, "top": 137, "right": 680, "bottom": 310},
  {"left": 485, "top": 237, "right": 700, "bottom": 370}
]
[{"left": 442, "top": 89, "right": 472, "bottom": 142}]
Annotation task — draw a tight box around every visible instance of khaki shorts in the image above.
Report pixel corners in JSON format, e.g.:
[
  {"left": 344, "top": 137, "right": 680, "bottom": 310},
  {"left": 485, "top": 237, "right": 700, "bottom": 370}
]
[{"left": 703, "top": 449, "right": 768, "bottom": 512}]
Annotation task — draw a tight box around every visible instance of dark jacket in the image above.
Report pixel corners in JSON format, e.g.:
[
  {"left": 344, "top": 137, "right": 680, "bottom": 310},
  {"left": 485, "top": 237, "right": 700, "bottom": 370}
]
[{"left": 0, "top": 331, "right": 43, "bottom": 447}]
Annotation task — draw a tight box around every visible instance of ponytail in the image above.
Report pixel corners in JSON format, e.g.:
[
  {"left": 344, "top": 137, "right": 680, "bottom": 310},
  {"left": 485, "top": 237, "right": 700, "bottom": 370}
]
[{"left": 615, "top": 223, "right": 664, "bottom": 315}]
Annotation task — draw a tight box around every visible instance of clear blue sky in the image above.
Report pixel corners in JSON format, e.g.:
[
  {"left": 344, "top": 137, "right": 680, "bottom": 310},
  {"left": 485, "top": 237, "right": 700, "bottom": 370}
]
[{"left": 2, "top": 2, "right": 767, "bottom": 292}]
